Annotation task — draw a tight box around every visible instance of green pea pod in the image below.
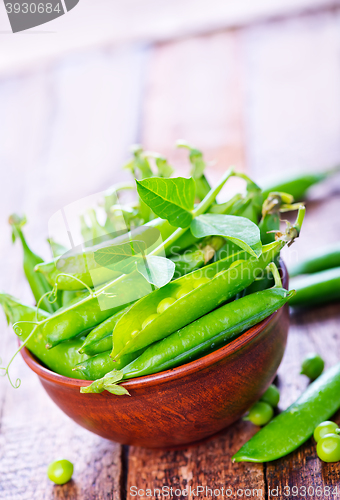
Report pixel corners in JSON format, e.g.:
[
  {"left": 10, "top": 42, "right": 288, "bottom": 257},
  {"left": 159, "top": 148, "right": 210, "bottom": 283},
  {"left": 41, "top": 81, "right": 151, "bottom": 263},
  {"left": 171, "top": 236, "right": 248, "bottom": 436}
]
[
  {"left": 232, "top": 362, "right": 340, "bottom": 462},
  {"left": 61, "top": 290, "right": 89, "bottom": 308},
  {"left": 43, "top": 272, "right": 152, "bottom": 349},
  {"left": 170, "top": 236, "right": 225, "bottom": 279},
  {"left": 244, "top": 270, "right": 274, "bottom": 295},
  {"left": 80, "top": 237, "right": 225, "bottom": 357},
  {"left": 289, "top": 267, "right": 340, "bottom": 307},
  {"left": 74, "top": 348, "right": 145, "bottom": 380},
  {"left": 9, "top": 215, "right": 59, "bottom": 313},
  {"left": 35, "top": 250, "right": 121, "bottom": 291},
  {"left": 261, "top": 165, "right": 340, "bottom": 201},
  {"left": 111, "top": 240, "right": 284, "bottom": 360},
  {"left": 79, "top": 237, "right": 224, "bottom": 357},
  {"left": 79, "top": 235, "right": 225, "bottom": 356},
  {"left": 0, "top": 293, "right": 88, "bottom": 379},
  {"left": 79, "top": 305, "right": 132, "bottom": 356},
  {"left": 289, "top": 242, "right": 340, "bottom": 277},
  {"left": 80, "top": 283, "right": 293, "bottom": 390}
]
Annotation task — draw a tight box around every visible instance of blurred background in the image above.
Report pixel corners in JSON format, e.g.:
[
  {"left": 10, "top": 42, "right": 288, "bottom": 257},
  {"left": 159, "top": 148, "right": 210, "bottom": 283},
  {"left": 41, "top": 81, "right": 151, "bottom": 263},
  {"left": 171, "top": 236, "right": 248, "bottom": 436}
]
[{"left": 1, "top": 1, "right": 340, "bottom": 496}]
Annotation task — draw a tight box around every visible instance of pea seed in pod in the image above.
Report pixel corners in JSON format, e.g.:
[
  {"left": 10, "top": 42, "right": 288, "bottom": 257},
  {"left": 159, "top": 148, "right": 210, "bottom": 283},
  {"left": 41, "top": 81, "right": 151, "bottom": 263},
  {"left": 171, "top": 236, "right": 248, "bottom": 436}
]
[
  {"left": 142, "top": 313, "right": 159, "bottom": 330},
  {"left": 192, "top": 277, "right": 210, "bottom": 289},
  {"left": 110, "top": 240, "right": 283, "bottom": 360},
  {"left": 81, "top": 283, "right": 293, "bottom": 393},
  {"left": 157, "top": 297, "right": 176, "bottom": 314},
  {"left": 175, "top": 286, "right": 193, "bottom": 300}
]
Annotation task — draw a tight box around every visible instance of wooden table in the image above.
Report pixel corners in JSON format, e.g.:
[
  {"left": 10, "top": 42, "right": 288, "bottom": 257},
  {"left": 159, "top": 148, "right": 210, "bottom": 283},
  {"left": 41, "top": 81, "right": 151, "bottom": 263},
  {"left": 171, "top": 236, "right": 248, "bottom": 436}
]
[{"left": 1, "top": 5, "right": 340, "bottom": 500}]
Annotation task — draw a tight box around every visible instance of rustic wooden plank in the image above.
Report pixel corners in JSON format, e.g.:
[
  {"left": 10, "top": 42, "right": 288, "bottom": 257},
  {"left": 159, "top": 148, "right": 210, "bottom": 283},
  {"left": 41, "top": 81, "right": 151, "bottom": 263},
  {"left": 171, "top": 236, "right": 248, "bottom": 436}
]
[
  {"left": 0, "top": 46, "right": 146, "bottom": 499},
  {"left": 0, "top": 0, "right": 339, "bottom": 77},
  {"left": 265, "top": 192, "right": 340, "bottom": 499},
  {"left": 128, "top": 425, "right": 265, "bottom": 499}
]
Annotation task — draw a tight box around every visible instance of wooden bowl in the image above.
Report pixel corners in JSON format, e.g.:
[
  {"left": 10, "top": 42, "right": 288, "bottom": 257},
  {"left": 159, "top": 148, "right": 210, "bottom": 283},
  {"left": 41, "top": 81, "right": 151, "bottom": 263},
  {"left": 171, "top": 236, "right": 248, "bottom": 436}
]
[{"left": 21, "top": 264, "right": 289, "bottom": 448}]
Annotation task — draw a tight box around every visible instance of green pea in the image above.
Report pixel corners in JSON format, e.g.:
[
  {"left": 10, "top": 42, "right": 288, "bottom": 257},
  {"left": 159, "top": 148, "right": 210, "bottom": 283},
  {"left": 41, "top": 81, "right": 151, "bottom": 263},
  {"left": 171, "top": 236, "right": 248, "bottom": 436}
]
[
  {"left": 317, "top": 434, "right": 340, "bottom": 463},
  {"left": 314, "top": 421, "right": 340, "bottom": 442},
  {"left": 192, "top": 277, "right": 210, "bottom": 289},
  {"left": 229, "top": 259, "right": 246, "bottom": 269},
  {"left": 244, "top": 402, "right": 274, "bottom": 426},
  {"left": 214, "top": 270, "right": 225, "bottom": 278},
  {"left": 260, "top": 385, "right": 280, "bottom": 407},
  {"left": 157, "top": 297, "right": 176, "bottom": 314},
  {"left": 301, "top": 353, "right": 325, "bottom": 380},
  {"left": 175, "top": 286, "right": 192, "bottom": 300},
  {"left": 47, "top": 459, "right": 74, "bottom": 485},
  {"left": 142, "top": 313, "right": 159, "bottom": 330}
]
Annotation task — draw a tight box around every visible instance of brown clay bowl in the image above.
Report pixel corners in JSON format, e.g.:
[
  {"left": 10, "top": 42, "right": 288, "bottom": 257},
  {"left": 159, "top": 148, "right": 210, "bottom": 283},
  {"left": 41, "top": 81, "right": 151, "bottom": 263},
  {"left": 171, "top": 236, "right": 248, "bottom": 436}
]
[{"left": 21, "top": 263, "right": 289, "bottom": 448}]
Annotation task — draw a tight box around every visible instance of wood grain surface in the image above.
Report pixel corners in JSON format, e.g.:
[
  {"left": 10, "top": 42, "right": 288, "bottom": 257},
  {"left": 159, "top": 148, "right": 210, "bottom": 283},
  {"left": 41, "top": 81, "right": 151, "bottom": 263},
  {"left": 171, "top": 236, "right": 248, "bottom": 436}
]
[{"left": 1, "top": 5, "right": 340, "bottom": 500}]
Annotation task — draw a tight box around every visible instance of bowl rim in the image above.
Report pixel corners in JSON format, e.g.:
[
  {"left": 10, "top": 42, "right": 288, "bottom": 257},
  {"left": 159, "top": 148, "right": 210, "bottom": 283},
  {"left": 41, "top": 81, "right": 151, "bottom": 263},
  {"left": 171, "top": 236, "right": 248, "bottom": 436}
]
[{"left": 21, "top": 261, "right": 288, "bottom": 390}]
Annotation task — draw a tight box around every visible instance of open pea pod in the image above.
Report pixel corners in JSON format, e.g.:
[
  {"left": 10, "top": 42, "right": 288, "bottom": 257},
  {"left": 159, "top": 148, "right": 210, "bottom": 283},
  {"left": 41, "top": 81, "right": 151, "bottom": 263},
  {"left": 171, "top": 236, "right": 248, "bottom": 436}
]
[
  {"left": 79, "top": 305, "right": 132, "bottom": 356},
  {"left": 111, "top": 240, "right": 283, "bottom": 359}
]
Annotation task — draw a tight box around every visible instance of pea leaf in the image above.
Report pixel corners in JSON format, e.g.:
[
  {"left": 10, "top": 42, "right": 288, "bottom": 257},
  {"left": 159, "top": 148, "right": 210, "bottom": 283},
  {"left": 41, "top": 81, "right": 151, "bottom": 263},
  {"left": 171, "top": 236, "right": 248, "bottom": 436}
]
[
  {"left": 136, "top": 177, "right": 195, "bottom": 228},
  {"left": 137, "top": 255, "right": 175, "bottom": 288},
  {"left": 94, "top": 240, "right": 147, "bottom": 274},
  {"left": 190, "top": 214, "right": 262, "bottom": 258}
]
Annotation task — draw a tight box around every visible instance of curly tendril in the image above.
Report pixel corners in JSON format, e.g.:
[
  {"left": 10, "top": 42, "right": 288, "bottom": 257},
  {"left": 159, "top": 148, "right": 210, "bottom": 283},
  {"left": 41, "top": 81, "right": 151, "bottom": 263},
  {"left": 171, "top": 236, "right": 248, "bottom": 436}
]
[
  {"left": 0, "top": 323, "right": 39, "bottom": 389},
  {"left": 47, "top": 284, "right": 59, "bottom": 305},
  {"left": 12, "top": 320, "right": 39, "bottom": 337}
]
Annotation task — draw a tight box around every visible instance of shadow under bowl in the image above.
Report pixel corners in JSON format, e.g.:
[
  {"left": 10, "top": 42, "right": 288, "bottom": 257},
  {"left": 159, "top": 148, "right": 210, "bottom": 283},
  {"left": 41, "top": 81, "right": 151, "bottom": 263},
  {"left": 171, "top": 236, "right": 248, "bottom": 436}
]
[{"left": 21, "top": 263, "right": 289, "bottom": 448}]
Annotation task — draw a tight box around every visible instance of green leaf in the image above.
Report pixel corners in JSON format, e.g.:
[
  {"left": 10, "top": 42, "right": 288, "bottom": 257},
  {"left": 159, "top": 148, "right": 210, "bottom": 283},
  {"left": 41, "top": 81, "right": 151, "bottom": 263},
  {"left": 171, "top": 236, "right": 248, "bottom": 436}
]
[
  {"left": 137, "top": 255, "right": 175, "bottom": 288},
  {"left": 80, "top": 370, "right": 125, "bottom": 394},
  {"left": 190, "top": 214, "right": 262, "bottom": 258},
  {"left": 136, "top": 177, "right": 195, "bottom": 228},
  {"left": 105, "top": 384, "right": 130, "bottom": 396},
  {"left": 94, "top": 240, "right": 147, "bottom": 274}
]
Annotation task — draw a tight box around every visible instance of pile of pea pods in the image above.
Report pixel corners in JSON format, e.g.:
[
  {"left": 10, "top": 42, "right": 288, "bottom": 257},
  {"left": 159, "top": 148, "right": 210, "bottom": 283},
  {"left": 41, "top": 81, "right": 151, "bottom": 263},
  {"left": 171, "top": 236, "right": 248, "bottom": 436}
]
[
  {"left": 1, "top": 144, "right": 302, "bottom": 386},
  {"left": 2, "top": 143, "right": 340, "bottom": 462}
]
